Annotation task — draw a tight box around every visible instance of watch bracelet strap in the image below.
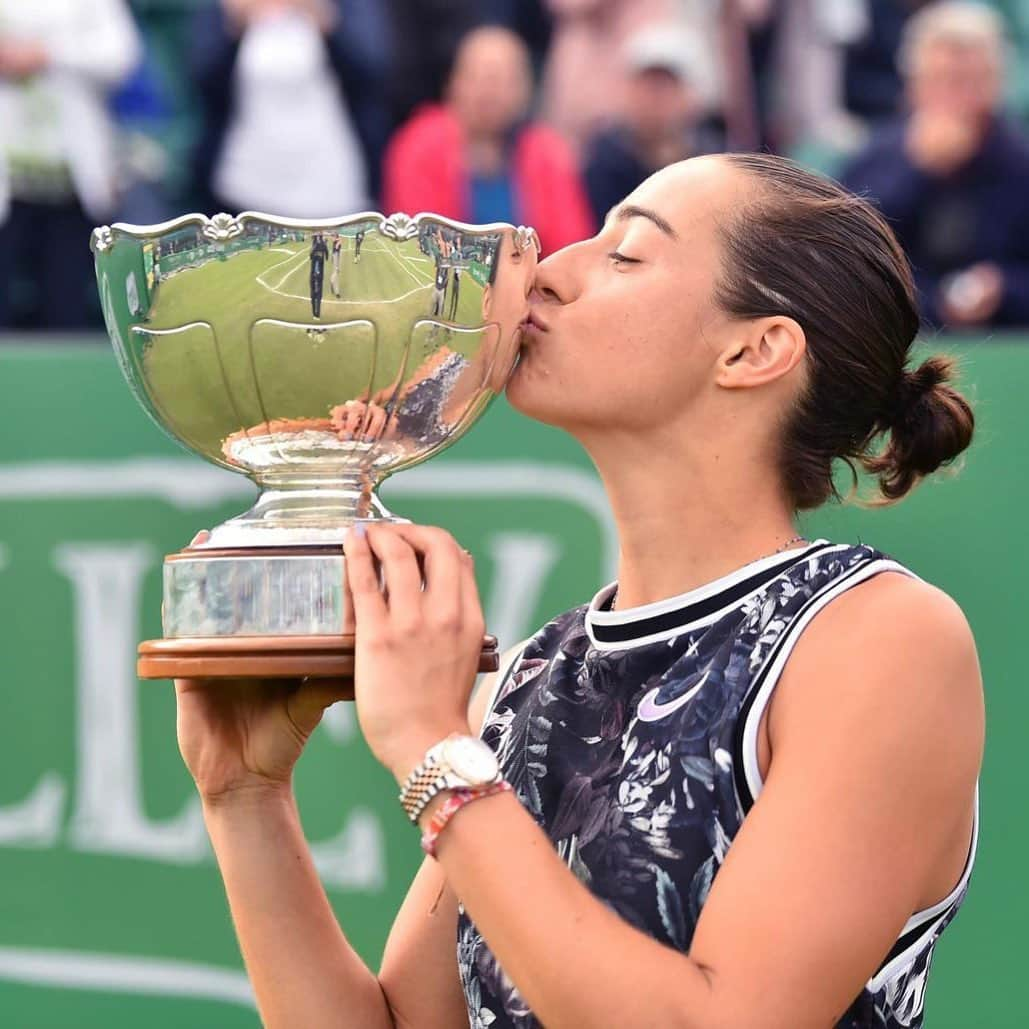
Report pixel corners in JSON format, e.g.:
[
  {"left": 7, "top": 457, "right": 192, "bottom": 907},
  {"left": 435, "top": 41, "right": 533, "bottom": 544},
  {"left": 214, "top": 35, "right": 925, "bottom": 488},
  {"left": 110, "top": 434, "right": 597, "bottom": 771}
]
[
  {"left": 405, "top": 774, "right": 450, "bottom": 825},
  {"left": 420, "top": 781, "right": 513, "bottom": 858},
  {"left": 399, "top": 751, "right": 442, "bottom": 802},
  {"left": 402, "top": 765, "right": 504, "bottom": 825},
  {"left": 398, "top": 761, "right": 448, "bottom": 823},
  {"left": 397, "top": 735, "right": 503, "bottom": 825}
]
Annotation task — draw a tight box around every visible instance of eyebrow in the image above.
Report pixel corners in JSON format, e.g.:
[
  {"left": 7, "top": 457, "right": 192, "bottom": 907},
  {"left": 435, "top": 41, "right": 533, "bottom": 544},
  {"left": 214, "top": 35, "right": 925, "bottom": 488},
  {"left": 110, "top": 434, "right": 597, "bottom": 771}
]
[{"left": 611, "top": 204, "right": 679, "bottom": 240}]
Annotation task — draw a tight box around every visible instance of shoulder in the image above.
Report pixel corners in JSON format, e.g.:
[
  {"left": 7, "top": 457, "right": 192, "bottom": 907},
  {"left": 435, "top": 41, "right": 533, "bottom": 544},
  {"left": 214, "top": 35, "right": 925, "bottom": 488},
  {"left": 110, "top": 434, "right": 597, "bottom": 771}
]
[
  {"left": 859, "top": 118, "right": 910, "bottom": 155},
  {"left": 515, "top": 121, "right": 578, "bottom": 168},
  {"left": 839, "top": 119, "right": 910, "bottom": 181},
  {"left": 990, "top": 117, "right": 1029, "bottom": 168},
  {"left": 795, "top": 568, "right": 977, "bottom": 680},
  {"left": 388, "top": 104, "right": 458, "bottom": 154},
  {"left": 583, "top": 126, "right": 634, "bottom": 161},
  {"left": 772, "top": 570, "right": 983, "bottom": 781}
]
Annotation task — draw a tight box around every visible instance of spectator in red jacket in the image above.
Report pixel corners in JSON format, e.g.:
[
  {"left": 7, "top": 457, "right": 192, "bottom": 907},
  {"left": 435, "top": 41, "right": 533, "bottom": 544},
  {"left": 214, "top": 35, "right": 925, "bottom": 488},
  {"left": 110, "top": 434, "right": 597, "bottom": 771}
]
[{"left": 383, "top": 25, "right": 595, "bottom": 255}]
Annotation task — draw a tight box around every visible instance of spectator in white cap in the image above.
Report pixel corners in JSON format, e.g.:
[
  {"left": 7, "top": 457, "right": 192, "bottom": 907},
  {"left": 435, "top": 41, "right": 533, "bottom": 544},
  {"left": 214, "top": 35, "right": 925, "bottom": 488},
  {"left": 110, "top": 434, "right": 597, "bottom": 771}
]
[
  {"left": 581, "top": 24, "right": 719, "bottom": 225},
  {"left": 539, "top": 0, "right": 676, "bottom": 156}
]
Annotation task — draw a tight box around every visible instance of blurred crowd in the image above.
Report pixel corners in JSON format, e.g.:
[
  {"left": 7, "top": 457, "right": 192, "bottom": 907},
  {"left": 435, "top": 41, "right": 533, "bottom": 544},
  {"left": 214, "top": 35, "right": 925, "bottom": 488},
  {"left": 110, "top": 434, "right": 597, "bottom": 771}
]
[{"left": 3, "top": 0, "right": 1029, "bottom": 333}]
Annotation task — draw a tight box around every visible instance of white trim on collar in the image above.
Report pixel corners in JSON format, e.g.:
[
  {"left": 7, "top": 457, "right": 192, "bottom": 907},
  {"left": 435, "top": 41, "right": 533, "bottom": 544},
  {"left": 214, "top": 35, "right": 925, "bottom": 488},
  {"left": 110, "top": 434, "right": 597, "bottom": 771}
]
[{"left": 585, "top": 541, "right": 837, "bottom": 651}]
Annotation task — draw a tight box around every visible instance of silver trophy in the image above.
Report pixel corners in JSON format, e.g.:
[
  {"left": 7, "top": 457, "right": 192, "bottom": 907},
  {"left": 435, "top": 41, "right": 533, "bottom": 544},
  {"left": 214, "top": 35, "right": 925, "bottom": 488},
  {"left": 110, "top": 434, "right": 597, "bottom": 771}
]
[{"left": 91, "top": 211, "right": 539, "bottom": 681}]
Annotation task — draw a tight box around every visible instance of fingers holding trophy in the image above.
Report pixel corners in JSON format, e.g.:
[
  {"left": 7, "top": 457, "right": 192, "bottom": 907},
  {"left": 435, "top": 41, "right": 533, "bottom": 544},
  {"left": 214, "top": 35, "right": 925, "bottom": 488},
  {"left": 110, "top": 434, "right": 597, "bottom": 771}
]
[{"left": 91, "top": 211, "right": 540, "bottom": 690}]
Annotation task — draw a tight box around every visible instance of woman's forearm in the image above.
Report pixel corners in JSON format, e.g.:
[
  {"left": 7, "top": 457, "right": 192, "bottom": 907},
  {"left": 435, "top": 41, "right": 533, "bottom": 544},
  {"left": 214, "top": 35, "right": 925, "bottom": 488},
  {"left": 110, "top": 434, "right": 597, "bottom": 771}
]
[
  {"left": 433, "top": 792, "right": 718, "bottom": 1029},
  {"left": 203, "top": 787, "right": 393, "bottom": 1029}
]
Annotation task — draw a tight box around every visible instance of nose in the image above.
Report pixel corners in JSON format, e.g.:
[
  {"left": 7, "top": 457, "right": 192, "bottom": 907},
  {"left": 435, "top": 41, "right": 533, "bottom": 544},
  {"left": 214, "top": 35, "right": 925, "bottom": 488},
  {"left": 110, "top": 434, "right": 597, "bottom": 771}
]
[{"left": 532, "top": 244, "right": 581, "bottom": 305}]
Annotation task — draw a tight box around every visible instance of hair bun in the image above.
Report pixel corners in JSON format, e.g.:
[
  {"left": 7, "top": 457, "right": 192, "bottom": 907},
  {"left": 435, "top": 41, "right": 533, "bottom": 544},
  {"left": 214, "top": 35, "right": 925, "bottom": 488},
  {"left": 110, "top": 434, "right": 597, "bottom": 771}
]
[
  {"left": 891, "top": 359, "right": 949, "bottom": 425},
  {"left": 864, "top": 355, "right": 975, "bottom": 501}
]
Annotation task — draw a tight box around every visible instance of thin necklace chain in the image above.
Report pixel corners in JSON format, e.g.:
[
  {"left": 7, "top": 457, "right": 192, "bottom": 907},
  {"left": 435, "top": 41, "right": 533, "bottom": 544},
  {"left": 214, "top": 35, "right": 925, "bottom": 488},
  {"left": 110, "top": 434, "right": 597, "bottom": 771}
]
[
  {"left": 610, "top": 535, "right": 810, "bottom": 613},
  {"left": 764, "top": 534, "right": 809, "bottom": 559}
]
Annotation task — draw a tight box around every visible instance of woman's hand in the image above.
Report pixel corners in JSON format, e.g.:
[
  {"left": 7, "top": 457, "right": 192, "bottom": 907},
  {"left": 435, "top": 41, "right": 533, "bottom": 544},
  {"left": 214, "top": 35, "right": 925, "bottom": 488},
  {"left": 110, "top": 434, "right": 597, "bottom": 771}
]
[
  {"left": 176, "top": 676, "right": 349, "bottom": 804},
  {"left": 345, "top": 524, "right": 484, "bottom": 782},
  {"left": 175, "top": 531, "right": 351, "bottom": 802},
  {"left": 330, "top": 400, "right": 394, "bottom": 442}
]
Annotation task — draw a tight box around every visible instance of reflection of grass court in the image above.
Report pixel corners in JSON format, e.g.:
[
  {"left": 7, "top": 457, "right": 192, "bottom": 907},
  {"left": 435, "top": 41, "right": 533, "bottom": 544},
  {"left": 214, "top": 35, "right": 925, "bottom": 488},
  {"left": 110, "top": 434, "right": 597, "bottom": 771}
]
[{"left": 136, "top": 234, "right": 490, "bottom": 464}]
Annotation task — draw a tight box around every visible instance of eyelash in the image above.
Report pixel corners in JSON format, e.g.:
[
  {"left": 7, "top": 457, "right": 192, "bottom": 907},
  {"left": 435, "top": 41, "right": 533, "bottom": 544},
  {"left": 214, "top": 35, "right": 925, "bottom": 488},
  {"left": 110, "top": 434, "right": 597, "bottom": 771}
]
[{"left": 608, "top": 251, "right": 640, "bottom": 265}]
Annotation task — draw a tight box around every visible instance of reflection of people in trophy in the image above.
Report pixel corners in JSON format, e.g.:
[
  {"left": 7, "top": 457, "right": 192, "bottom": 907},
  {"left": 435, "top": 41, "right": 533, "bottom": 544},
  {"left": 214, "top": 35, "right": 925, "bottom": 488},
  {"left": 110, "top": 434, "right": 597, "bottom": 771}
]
[
  {"left": 431, "top": 259, "right": 449, "bottom": 319},
  {"left": 448, "top": 266, "right": 462, "bottom": 320},
  {"left": 353, "top": 227, "right": 365, "bottom": 262},
  {"left": 330, "top": 233, "right": 343, "bottom": 298},
  {"left": 331, "top": 227, "right": 534, "bottom": 448},
  {"left": 309, "top": 232, "right": 328, "bottom": 317},
  {"left": 445, "top": 231, "right": 463, "bottom": 318},
  {"left": 215, "top": 226, "right": 535, "bottom": 469}
]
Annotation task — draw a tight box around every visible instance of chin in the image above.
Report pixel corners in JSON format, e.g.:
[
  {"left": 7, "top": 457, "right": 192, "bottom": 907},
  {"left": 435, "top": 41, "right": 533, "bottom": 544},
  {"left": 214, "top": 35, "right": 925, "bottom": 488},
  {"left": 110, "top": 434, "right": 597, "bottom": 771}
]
[
  {"left": 505, "top": 361, "right": 571, "bottom": 430},
  {"left": 505, "top": 360, "right": 545, "bottom": 418}
]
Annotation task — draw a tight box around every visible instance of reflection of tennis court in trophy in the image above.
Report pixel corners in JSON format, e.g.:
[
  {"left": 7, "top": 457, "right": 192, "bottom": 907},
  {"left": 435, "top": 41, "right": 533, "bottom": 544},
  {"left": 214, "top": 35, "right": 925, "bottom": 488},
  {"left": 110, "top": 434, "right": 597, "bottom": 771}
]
[
  {"left": 133, "top": 229, "right": 495, "bottom": 464},
  {"left": 253, "top": 237, "right": 438, "bottom": 307}
]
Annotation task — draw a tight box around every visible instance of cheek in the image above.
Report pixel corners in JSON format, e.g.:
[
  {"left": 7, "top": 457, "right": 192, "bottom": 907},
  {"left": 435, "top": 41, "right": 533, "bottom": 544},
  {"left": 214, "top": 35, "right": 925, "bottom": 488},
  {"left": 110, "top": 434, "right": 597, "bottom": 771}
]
[{"left": 509, "top": 276, "right": 712, "bottom": 424}]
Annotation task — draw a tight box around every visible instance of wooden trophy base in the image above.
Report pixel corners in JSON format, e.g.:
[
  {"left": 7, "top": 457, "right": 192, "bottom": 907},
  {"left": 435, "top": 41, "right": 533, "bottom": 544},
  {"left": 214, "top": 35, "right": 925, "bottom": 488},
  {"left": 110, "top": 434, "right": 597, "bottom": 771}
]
[{"left": 138, "top": 634, "right": 500, "bottom": 689}]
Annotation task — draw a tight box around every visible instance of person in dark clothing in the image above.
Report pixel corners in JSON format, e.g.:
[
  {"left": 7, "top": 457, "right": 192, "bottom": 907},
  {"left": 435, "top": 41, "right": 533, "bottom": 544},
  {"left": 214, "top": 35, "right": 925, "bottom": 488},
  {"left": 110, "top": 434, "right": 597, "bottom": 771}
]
[
  {"left": 310, "top": 233, "right": 328, "bottom": 317},
  {"left": 843, "top": 0, "right": 935, "bottom": 125},
  {"left": 330, "top": 234, "right": 343, "bottom": 296},
  {"left": 386, "top": 0, "right": 552, "bottom": 127},
  {"left": 431, "top": 259, "right": 449, "bottom": 319},
  {"left": 842, "top": 2, "right": 1029, "bottom": 329},
  {"left": 448, "top": 266, "right": 462, "bottom": 320},
  {"left": 189, "top": 0, "right": 393, "bottom": 215},
  {"left": 583, "top": 27, "right": 717, "bottom": 226},
  {"left": 354, "top": 228, "right": 365, "bottom": 263}
]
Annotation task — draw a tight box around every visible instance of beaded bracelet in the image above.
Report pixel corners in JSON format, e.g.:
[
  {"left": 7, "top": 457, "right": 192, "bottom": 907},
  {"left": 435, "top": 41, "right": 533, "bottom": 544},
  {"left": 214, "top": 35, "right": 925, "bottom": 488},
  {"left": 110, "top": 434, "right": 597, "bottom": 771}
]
[{"left": 420, "top": 781, "right": 513, "bottom": 858}]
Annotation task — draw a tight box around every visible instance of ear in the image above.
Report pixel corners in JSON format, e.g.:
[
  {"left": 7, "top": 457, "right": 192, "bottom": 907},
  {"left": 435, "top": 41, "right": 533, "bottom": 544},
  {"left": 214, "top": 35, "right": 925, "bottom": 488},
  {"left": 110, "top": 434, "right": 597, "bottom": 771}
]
[{"left": 715, "top": 317, "right": 806, "bottom": 390}]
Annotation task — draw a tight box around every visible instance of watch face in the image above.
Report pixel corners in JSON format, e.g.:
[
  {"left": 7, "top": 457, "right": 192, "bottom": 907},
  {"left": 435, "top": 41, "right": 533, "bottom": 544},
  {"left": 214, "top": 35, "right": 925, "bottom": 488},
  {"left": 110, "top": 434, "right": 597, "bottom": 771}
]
[{"left": 444, "top": 736, "right": 499, "bottom": 785}]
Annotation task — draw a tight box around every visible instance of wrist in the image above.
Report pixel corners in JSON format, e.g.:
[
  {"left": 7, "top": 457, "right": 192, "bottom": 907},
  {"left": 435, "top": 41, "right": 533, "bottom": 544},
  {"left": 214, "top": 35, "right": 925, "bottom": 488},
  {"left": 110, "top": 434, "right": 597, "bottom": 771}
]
[
  {"left": 418, "top": 782, "right": 513, "bottom": 857},
  {"left": 383, "top": 722, "right": 473, "bottom": 785},
  {"left": 397, "top": 730, "right": 502, "bottom": 825},
  {"left": 200, "top": 779, "right": 296, "bottom": 816}
]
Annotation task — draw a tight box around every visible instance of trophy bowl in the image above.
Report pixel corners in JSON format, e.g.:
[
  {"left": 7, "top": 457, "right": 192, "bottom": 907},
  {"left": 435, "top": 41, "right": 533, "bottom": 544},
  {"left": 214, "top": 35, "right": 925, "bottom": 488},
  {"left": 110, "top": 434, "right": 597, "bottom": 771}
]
[{"left": 91, "top": 210, "right": 539, "bottom": 681}]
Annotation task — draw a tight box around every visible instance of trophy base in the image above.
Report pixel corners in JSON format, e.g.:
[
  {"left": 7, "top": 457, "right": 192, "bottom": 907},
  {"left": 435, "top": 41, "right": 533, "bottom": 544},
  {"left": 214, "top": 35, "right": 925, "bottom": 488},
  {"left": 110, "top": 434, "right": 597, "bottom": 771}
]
[{"left": 138, "top": 634, "right": 500, "bottom": 686}]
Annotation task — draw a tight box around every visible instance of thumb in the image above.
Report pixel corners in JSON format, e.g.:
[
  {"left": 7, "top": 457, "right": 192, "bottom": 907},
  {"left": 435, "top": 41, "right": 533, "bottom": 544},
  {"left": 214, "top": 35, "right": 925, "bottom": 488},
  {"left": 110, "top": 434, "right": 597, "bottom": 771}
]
[{"left": 286, "top": 678, "right": 353, "bottom": 737}]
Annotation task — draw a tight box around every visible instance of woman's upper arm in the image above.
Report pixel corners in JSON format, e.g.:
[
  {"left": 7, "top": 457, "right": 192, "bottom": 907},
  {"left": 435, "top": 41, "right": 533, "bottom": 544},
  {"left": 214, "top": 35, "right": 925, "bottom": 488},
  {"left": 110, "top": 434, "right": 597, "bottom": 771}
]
[
  {"left": 376, "top": 643, "right": 527, "bottom": 1026},
  {"left": 687, "top": 574, "right": 983, "bottom": 1028},
  {"left": 378, "top": 855, "right": 466, "bottom": 1029}
]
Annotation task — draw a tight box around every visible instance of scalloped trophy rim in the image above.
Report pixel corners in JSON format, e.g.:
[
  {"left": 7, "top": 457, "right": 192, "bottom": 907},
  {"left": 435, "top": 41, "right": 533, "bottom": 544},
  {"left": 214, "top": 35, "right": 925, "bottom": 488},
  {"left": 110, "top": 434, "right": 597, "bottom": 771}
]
[
  {"left": 91, "top": 210, "right": 541, "bottom": 254},
  {"left": 91, "top": 210, "right": 542, "bottom": 547}
]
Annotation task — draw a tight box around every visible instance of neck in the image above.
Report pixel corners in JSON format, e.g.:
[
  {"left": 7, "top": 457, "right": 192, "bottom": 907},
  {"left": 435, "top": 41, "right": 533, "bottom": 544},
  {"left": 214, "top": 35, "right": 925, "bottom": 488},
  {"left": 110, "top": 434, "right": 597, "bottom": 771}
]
[
  {"left": 584, "top": 429, "right": 800, "bottom": 610},
  {"left": 464, "top": 134, "right": 506, "bottom": 175}
]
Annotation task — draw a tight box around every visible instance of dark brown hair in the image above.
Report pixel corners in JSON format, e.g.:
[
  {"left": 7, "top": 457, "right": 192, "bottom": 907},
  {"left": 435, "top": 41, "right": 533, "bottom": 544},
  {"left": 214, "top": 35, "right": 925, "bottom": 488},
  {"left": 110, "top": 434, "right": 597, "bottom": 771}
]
[{"left": 715, "top": 152, "right": 974, "bottom": 509}]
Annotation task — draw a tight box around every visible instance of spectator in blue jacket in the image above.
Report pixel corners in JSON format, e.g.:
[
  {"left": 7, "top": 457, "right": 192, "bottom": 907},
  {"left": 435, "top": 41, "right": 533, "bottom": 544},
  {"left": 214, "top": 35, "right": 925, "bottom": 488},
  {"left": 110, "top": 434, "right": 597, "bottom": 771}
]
[
  {"left": 582, "top": 25, "right": 719, "bottom": 226},
  {"left": 842, "top": 1, "right": 1029, "bottom": 329}
]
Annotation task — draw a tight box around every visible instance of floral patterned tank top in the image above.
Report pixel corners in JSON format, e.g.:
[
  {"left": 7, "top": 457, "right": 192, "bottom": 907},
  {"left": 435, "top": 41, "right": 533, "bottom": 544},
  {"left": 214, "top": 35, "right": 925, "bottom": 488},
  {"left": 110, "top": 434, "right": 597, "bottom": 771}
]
[{"left": 457, "top": 541, "right": 978, "bottom": 1028}]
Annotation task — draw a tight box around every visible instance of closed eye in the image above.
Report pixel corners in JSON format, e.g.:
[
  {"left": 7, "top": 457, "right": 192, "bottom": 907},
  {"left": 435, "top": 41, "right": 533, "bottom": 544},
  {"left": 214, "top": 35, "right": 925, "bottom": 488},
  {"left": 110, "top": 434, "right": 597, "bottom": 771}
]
[{"left": 608, "top": 251, "right": 641, "bottom": 265}]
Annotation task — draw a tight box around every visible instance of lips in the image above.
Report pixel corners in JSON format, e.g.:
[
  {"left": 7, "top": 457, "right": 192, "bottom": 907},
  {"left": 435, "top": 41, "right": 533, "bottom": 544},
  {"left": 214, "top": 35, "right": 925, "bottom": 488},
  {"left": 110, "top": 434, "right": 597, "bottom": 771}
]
[{"left": 525, "top": 309, "right": 549, "bottom": 333}]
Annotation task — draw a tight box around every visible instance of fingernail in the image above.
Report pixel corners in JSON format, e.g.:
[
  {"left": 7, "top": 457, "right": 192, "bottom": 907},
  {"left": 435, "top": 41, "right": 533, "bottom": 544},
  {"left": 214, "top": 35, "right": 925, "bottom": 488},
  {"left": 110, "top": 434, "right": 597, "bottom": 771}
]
[{"left": 352, "top": 523, "right": 367, "bottom": 538}]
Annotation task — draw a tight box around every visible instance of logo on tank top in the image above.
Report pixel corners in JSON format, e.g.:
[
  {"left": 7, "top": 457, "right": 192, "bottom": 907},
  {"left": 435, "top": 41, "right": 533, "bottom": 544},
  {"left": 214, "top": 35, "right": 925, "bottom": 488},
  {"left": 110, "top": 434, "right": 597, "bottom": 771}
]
[{"left": 637, "top": 668, "right": 710, "bottom": 722}]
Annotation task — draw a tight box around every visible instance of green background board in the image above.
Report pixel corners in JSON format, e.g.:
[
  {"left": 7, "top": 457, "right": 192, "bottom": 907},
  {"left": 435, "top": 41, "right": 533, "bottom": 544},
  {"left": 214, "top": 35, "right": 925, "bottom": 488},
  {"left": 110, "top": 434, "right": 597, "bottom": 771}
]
[{"left": 0, "top": 338, "right": 1023, "bottom": 1027}]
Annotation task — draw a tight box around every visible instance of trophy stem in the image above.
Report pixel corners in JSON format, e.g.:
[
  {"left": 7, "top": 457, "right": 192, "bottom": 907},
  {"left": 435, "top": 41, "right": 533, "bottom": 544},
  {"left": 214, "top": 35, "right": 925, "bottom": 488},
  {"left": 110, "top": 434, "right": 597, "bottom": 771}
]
[{"left": 203, "top": 470, "right": 399, "bottom": 549}]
